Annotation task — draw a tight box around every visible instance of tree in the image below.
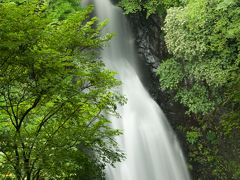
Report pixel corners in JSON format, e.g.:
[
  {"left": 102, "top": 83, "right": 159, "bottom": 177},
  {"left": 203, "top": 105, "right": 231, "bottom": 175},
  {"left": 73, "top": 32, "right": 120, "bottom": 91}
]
[
  {"left": 157, "top": 0, "right": 240, "bottom": 178},
  {"left": 119, "top": 0, "right": 182, "bottom": 17},
  {"left": 159, "top": 0, "right": 239, "bottom": 115},
  {"left": 0, "top": 0, "right": 125, "bottom": 179}
]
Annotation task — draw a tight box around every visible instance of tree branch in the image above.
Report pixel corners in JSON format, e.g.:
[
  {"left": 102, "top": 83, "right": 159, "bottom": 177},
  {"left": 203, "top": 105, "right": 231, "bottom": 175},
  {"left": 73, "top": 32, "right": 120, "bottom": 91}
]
[
  {"left": 17, "top": 95, "right": 41, "bottom": 131},
  {"left": 7, "top": 86, "right": 18, "bottom": 125}
]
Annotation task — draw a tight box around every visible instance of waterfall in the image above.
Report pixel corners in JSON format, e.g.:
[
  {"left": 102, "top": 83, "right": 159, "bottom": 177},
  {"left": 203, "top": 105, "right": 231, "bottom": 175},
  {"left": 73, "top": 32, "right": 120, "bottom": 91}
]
[{"left": 87, "top": 0, "right": 191, "bottom": 179}]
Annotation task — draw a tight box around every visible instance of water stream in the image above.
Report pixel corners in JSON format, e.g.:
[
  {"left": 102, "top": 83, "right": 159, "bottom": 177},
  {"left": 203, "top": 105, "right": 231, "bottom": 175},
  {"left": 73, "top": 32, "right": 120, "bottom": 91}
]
[{"left": 83, "top": 0, "right": 191, "bottom": 179}]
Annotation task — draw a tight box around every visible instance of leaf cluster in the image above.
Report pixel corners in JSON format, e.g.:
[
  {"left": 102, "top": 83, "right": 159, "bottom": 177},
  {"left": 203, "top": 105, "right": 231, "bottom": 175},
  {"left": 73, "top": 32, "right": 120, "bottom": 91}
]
[
  {"left": 159, "top": 0, "right": 240, "bottom": 115},
  {"left": 0, "top": 0, "right": 125, "bottom": 179},
  {"left": 158, "top": 0, "right": 240, "bottom": 178},
  {"left": 119, "top": 0, "right": 182, "bottom": 17}
]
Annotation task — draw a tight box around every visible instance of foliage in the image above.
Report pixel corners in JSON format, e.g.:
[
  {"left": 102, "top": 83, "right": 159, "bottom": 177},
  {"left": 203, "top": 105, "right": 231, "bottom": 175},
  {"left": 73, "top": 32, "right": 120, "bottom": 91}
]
[
  {"left": 159, "top": 0, "right": 240, "bottom": 114},
  {"left": 156, "top": 58, "right": 184, "bottom": 90},
  {"left": 119, "top": 0, "right": 182, "bottom": 17},
  {"left": 182, "top": 112, "right": 240, "bottom": 179},
  {"left": 158, "top": 0, "right": 240, "bottom": 178},
  {"left": 186, "top": 128, "right": 201, "bottom": 144},
  {"left": 0, "top": 0, "right": 125, "bottom": 179}
]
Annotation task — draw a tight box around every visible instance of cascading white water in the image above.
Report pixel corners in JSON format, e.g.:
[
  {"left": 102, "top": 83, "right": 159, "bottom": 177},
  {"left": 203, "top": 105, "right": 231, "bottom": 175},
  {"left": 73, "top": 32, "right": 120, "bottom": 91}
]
[{"left": 88, "top": 0, "right": 191, "bottom": 179}]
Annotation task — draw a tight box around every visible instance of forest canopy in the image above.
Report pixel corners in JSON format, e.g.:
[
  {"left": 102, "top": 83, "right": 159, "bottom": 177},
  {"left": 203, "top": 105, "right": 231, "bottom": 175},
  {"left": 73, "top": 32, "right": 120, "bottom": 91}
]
[
  {"left": 0, "top": 0, "right": 125, "bottom": 179},
  {"left": 158, "top": 1, "right": 240, "bottom": 178}
]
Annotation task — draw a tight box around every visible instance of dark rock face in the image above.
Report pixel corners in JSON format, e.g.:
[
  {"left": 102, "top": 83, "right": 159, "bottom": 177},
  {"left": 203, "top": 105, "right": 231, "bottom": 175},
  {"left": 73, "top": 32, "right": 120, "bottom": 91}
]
[
  {"left": 126, "top": 11, "right": 190, "bottom": 161},
  {"left": 126, "top": 12, "right": 175, "bottom": 114},
  {"left": 126, "top": 12, "right": 169, "bottom": 109},
  {"left": 128, "top": 13, "right": 168, "bottom": 71},
  {"left": 110, "top": 0, "right": 120, "bottom": 5}
]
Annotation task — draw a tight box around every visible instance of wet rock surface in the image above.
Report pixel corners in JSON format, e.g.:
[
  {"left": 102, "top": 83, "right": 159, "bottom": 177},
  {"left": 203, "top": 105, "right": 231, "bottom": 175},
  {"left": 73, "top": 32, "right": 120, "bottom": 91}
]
[
  {"left": 128, "top": 13, "right": 168, "bottom": 70},
  {"left": 126, "top": 12, "right": 190, "bottom": 155}
]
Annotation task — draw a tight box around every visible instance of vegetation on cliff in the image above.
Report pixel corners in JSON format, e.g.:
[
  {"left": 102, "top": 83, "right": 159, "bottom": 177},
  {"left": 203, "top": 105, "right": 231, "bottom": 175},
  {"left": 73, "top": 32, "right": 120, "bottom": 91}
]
[{"left": 120, "top": 0, "right": 240, "bottom": 179}]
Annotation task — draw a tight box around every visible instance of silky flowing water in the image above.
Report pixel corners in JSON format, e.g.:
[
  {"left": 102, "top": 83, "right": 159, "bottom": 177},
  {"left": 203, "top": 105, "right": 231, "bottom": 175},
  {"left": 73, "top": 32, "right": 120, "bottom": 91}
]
[{"left": 83, "top": 0, "right": 191, "bottom": 179}]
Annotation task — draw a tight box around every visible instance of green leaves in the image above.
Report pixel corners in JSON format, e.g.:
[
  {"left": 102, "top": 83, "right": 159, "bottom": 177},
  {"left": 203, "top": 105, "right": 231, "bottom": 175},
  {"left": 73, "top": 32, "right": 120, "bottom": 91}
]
[
  {"left": 158, "top": 0, "right": 240, "bottom": 178},
  {"left": 119, "top": 0, "right": 183, "bottom": 17},
  {"left": 176, "top": 84, "right": 215, "bottom": 114},
  {"left": 186, "top": 128, "right": 201, "bottom": 144},
  {"left": 0, "top": 0, "right": 124, "bottom": 179},
  {"left": 164, "top": 7, "right": 207, "bottom": 61},
  {"left": 118, "top": 0, "right": 142, "bottom": 14},
  {"left": 158, "top": 0, "right": 240, "bottom": 115},
  {"left": 156, "top": 58, "right": 184, "bottom": 90}
]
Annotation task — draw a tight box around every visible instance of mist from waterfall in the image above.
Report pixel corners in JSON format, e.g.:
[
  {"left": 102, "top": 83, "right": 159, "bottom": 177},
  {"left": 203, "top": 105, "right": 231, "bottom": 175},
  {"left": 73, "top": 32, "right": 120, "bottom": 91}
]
[{"left": 85, "top": 0, "right": 191, "bottom": 179}]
